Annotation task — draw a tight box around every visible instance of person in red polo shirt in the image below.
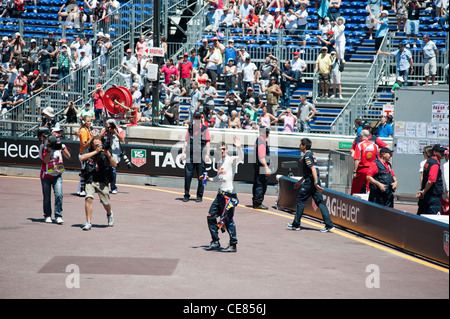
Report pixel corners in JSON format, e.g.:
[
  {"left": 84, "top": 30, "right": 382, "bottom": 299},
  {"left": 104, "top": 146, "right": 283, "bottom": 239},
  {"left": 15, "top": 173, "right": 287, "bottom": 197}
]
[
  {"left": 177, "top": 53, "right": 193, "bottom": 95},
  {"left": 351, "top": 129, "right": 379, "bottom": 195},
  {"left": 243, "top": 8, "right": 259, "bottom": 36},
  {"left": 350, "top": 121, "right": 387, "bottom": 157}
]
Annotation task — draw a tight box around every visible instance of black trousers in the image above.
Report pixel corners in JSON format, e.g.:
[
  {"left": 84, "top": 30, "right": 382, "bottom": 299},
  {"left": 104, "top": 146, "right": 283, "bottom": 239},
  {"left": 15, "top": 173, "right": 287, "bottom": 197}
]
[
  {"left": 207, "top": 192, "right": 239, "bottom": 245},
  {"left": 369, "top": 188, "right": 394, "bottom": 208},
  {"left": 252, "top": 169, "right": 268, "bottom": 206},
  {"left": 184, "top": 161, "right": 206, "bottom": 198}
]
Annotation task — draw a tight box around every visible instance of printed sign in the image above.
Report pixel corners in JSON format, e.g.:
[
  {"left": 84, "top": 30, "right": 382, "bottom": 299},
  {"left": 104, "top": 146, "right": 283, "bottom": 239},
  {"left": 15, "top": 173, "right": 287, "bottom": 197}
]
[{"left": 131, "top": 149, "right": 147, "bottom": 167}]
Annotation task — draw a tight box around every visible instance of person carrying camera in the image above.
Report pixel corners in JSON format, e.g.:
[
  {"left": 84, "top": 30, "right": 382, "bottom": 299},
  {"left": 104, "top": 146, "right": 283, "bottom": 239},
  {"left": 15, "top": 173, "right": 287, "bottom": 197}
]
[
  {"left": 79, "top": 136, "right": 117, "bottom": 231},
  {"left": 39, "top": 125, "right": 71, "bottom": 224},
  {"left": 99, "top": 119, "right": 125, "bottom": 194}
]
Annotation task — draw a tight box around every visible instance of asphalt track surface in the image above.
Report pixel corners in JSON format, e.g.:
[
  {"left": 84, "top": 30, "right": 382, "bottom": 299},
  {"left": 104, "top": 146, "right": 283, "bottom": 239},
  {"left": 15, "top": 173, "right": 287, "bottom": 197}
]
[{"left": 0, "top": 175, "right": 448, "bottom": 301}]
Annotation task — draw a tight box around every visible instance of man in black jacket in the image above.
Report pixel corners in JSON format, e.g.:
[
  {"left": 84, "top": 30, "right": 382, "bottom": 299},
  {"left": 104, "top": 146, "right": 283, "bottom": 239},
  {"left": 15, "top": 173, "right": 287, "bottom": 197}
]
[{"left": 79, "top": 136, "right": 117, "bottom": 230}]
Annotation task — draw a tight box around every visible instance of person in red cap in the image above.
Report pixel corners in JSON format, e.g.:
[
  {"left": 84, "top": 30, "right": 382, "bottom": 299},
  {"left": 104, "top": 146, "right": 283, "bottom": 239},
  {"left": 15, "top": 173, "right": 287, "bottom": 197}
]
[{"left": 317, "top": 30, "right": 336, "bottom": 53}]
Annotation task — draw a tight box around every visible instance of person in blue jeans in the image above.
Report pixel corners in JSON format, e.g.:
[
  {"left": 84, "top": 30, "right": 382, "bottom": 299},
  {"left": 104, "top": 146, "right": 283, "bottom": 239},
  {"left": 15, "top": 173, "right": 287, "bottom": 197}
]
[
  {"left": 280, "top": 61, "right": 295, "bottom": 109},
  {"left": 39, "top": 127, "right": 71, "bottom": 224}
]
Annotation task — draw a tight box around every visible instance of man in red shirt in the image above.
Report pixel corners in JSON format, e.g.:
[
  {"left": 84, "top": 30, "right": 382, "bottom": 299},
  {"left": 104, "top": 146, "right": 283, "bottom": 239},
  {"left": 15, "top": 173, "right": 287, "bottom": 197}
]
[
  {"left": 92, "top": 83, "right": 104, "bottom": 125},
  {"left": 177, "top": 53, "right": 193, "bottom": 95},
  {"left": 350, "top": 121, "right": 387, "bottom": 157},
  {"left": 351, "top": 129, "right": 379, "bottom": 195},
  {"left": 160, "top": 58, "right": 179, "bottom": 85},
  {"left": 367, "top": 147, "right": 398, "bottom": 207},
  {"left": 243, "top": 8, "right": 259, "bottom": 36}
]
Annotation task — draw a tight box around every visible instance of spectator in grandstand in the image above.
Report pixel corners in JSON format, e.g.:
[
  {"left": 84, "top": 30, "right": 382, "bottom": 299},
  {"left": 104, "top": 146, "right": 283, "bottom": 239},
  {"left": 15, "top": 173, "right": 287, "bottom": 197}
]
[
  {"left": 188, "top": 49, "right": 200, "bottom": 76},
  {"left": 318, "top": 17, "right": 332, "bottom": 42},
  {"left": 64, "top": 99, "right": 79, "bottom": 124},
  {"left": 243, "top": 8, "right": 260, "bottom": 35},
  {"left": 278, "top": 107, "right": 298, "bottom": 133},
  {"left": 372, "top": 9, "right": 389, "bottom": 52},
  {"left": 224, "top": 90, "right": 241, "bottom": 116},
  {"left": 421, "top": 34, "right": 438, "bottom": 86},
  {"left": 261, "top": 76, "right": 282, "bottom": 116},
  {"left": 317, "top": 0, "right": 330, "bottom": 26},
  {"left": 203, "top": 47, "right": 219, "bottom": 89},
  {"left": 121, "top": 48, "right": 138, "bottom": 76},
  {"left": 57, "top": 45, "right": 72, "bottom": 92},
  {"left": 258, "top": 54, "right": 277, "bottom": 96},
  {"left": 188, "top": 81, "right": 202, "bottom": 122},
  {"left": 329, "top": 50, "right": 342, "bottom": 99},
  {"left": 14, "top": 67, "right": 27, "bottom": 96},
  {"left": 376, "top": 115, "right": 393, "bottom": 138},
  {"left": 212, "top": 36, "right": 225, "bottom": 80},
  {"left": 79, "top": 102, "right": 95, "bottom": 122},
  {"left": 0, "top": 62, "right": 18, "bottom": 94},
  {"left": 259, "top": 104, "right": 278, "bottom": 129},
  {"left": 58, "top": 0, "right": 79, "bottom": 22},
  {"left": 160, "top": 58, "right": 179, "bottom": 85},
  {"left": 241, "top": 112, "right": 253, "bottom": 130},
  {"left": 378, "top": 43, "right": 413, "bottom": 86},
  {"left": 38, "top": 38, "right": 55, "bottom": 84},
  {"left": 243, "top": 97, "right": 261, "bottom": 123},
  {"left": 317, "top": 30, "right": 336, "bottom": 53},
  {"left": 438, "top": 1, "right": 449, "bottom": 28},
  {"left": 98, "top": 33, "right": 111, "bottom": 79},
  {"left": 393, "top": 0, "right": 408, "bottom": 32},
  {"left": 28, "top": 70, "right": 43, "bottom": 111},
  {"left": 135, "top": 35, "right": 149, "bottom": 61},
  {"left": 177, "top": 53, "right": 194, "bottom": 95},
  {"left": 405, "top": 0, "right": 421, "bottom": 45},
  {"left": 280, "top": 60, "right": 295, "bottom": 109},
  {"left": 0, "top": 81, "right": 10, "bottom": 113},
  {"left": 297, "top": 95, "right": 316, "bottom": 133},
  {"left": 294, "top": 2, "right": 308, "bottom": 47},
  {"left": 162, "top": 79, "right": 184, "bottom": 113},
  {"left": 201, "top": 79, "right": 218, "bottom": 119},
  {"left": 366, "top": 0, "right": 383, "bottom": 40},
  {"left": 239, "top": 0, "right": 254, "bottom": 26},
  {"left": 228, "top": 109, "right": 241, "bottom": 129},
  {"left": 26, "top": 39, "right": 39, "bottom": 73},
  {"left": 257, "top": 8, "right": 275, "bottom": 37},
  {"left": 7, "top": 85, "right": 26, "bottom": 108},
  {"left": 332, "top": 16, "right": 346, "bottom": 63},
  {"left": 291, "top": 51, "right": 307, "bottom": 83},
  {"left": 205, "top": 6, "right": 222, "bottom": 33},
  {"left": 1, "top": 36, "right": 13, "bottom": 71},
  {"left": 224, "top": 58, "right": 238, "bottom": 92},
  {"left": 212, "top": 107, "right": 228, "bottom": 128},
  {"left": 10, "top": 32, "right": 25, "bottom": 61},
  {"left": 197, "top": 39, "right": 209, "bottom": 69},
  {"left": 241, "top": 56, "right": 258, "bottom": 96},
  {"left": 328, "top": 0, "right": 342, "bottom": 21},
  {"left": 131, "top": 82, "right": 142, "bottom": 108},
  {"left": 219, "top": 7, "right": 236, "bottom": 28},
  {"left": 315, "top": 46, "right": 332, "bottom": 98},
  {"left": 236, "top": 47, "right": 250, "bottom": 90},
  {"left": 195, "top": 66, "right": 209, "bottom": 89},
  {"left": 159, "top": 98, "right": 179, "bottom": 126},
  {"left": 391, "top": 76, "right": 404, "bottom": 97},
  {"left": 283, "top": 8, "right": 298, "bottom": 35}
]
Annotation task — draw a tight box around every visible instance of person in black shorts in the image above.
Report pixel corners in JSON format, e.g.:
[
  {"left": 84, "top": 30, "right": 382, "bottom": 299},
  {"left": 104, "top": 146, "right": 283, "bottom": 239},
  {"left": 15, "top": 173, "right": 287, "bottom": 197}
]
[{"left": 286, "top": 138, "right": 334, "bottom": 232}]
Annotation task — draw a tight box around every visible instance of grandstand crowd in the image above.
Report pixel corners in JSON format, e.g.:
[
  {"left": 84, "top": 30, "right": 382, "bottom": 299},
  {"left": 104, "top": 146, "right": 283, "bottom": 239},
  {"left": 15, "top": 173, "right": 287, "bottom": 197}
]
[{"left": 0, "top": 0, "right": 448, "bottom": 134}]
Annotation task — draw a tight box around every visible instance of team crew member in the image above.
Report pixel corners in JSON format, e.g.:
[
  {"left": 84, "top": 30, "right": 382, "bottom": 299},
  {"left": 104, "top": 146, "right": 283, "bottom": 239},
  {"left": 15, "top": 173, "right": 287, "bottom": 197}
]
[
  {"left": 350, "top": 121, "right": 387, "bottom": 157},
  {"left": 202, "top": 137, "right": 244, "bottom": 252},
  {"left": 77, "top": 115, "right": 94, "bottom": 196},
  {"left": 366, "top": 147, "right": 398, "bottom": 207},
  {"left": 351, "top": 129, "right": 379, "bottom": 195},
  {"left": 416, "top": 144, "right": 446, "bottom": 215},
  {"left": 286, "top": 138, "right": 334, "bottom": 232},
  {"left": 252, "top": 126, "right": 271, "bottom": 210},
  {"left": 181, "top": 111, "right": 211, "bottom": 202}
]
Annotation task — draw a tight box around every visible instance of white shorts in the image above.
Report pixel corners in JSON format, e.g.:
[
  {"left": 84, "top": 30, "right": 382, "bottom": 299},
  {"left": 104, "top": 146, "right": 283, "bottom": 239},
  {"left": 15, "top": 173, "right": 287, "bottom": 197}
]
[
  {"left": 424, "top": 57, "right": 437, "bottom": 76},
  {"left": 331, "top": 69, "right": 341, "bottom": 84}
]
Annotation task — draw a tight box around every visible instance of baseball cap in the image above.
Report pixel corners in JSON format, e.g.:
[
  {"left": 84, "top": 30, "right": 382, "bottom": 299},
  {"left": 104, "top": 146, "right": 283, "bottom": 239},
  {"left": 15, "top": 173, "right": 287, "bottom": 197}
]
[
  {"left": 379, "top": 147, "right": 393, "bottom": 155},
  {"left": 327, "top": 30, "right": 334, "bottom": 35},
  {"left": 193, "top": 111, "right": 202, "bottom": 119},
  {"left": 293, "top": 52, "right": 300, "bottom": 56},
  {"left": 445, "top": 148, "right": 449, "bottom": 156},
  {"left": 432, "top": 144, "right": 446, "bottom": 152}
]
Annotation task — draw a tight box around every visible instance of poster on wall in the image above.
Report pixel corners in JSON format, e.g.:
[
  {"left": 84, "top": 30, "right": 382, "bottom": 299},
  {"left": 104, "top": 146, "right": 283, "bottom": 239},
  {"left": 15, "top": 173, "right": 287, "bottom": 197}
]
[{"left": 431, "top": 101, "right": 449, "bottom": 123}]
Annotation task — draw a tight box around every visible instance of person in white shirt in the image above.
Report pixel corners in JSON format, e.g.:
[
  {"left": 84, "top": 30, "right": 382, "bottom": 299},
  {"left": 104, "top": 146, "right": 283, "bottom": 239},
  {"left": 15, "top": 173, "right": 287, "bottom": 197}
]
[
  {"left": 294, "top": 3, "right": 309, "bottom": 47},
  {"left": 242, "top": 57, "right": 258, "bottom": 96},
  {"left": 291, "top": 52, "right": 307, "bottom": 82},
  {"left": 332, "top": 17, "right": 346, "bottom": 63},
  {"left": 202, "top": 136, "right": 244, "bottom": 252},
  {"left": 257, "top": 8, "right": 275, "bottom": 37},
  {"left": 283, "top": 8, "right": 298, "bottom": 35},
  {"left": 219, "top": 7, "right": 235, "bottom": 28}
]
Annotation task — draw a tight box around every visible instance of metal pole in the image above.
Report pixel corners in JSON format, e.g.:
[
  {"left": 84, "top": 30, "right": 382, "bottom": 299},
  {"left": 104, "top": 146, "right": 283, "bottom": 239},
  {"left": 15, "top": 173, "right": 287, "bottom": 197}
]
[{"left": 152, "top": 0, "right": 161, "bottom": 126}]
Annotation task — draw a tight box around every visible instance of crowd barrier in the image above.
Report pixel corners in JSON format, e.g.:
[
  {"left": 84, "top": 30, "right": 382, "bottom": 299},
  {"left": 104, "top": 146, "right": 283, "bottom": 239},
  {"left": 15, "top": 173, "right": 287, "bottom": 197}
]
[{"left": 276, "top": 176, "right": 449, "bottom": 266}]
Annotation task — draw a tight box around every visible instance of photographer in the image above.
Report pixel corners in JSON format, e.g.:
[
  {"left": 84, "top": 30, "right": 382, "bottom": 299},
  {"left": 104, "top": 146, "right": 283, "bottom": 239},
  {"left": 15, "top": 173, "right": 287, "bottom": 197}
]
[
  {"left": 99, "top": 119, "right": 125, "bottom": 194},
  {"left": 39, "top": 125, "right": 71, "bottom": 224},
  {"left": 79, "top": 136, "right": 117, "bottom": 231},
  {"left": 63, "top": 100, "right": 79, "bottom": 124}
]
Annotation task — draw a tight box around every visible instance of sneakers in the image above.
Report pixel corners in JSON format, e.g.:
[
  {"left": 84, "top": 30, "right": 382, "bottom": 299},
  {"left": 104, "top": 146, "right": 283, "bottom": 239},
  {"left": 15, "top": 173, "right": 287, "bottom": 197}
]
[
  {"left": 182, "top": 195, "right": 189, "bottom": 202},
  {"left": 82, "top": 222, "right": 92, "bottom": 231},
  {"left": 111, "top": 190, "right": 118, "bottom": 194},
  {"left": 44, "top": 217, "right": 52, "bottom": 223},
  {"left": 286, "top": 223, "right": 301, "bottom": 231},
  {"left": 107, "top": 212, "right": 114, "bottom": 227},
  {"left": 320, "top": 226, "right": 335, "bottom": 233},
  {"left": 55, "top": 217, "right": 64, "bottom": 224},
  {"left": 222, "top": 244, "right": 237, "bottom": 253},
  {"left": 204, "top": 241, "right": 220, "bottom": 251},
  {"left": 330, "top": 94, "right": 335, "bottom": 98},
  {"left": 253, "top": 204, "right": 268, "bottom": 210},
  {"left": 339, "top": 94, "right": 343, "bottom": 100}
]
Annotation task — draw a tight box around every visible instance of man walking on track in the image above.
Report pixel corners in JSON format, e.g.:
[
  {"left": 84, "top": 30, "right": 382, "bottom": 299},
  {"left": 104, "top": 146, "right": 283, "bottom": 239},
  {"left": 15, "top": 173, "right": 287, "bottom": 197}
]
[
  {"left": 252, "top": 126, "right": 271, "bottom": 210},
  {"left": 351, "top": 129, "right": 379, "bottom": 195},
  {"left": 202, "top": 136, "right": 244, "bottom": 252},
  {"left": 286, "top": 138, "right": 334, "bottom": 232}
]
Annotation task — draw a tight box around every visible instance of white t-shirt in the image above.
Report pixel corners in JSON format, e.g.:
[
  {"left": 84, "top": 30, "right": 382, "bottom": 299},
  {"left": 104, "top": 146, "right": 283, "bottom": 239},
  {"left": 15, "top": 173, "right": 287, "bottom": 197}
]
[
  {"left": 242, "top": 62, "right": 257, "bottom": 82},
  {"left": 259, "top": 14, "right": 274, "bottom": 28},
  {"left": 291, "top": 58, "right": 306, "bottom": 72},
  {"left": 284, "top": 13, "right": 297, "bottom": 29},
  {"left": 212, "top": 152, "right": 244, "bottom": 194},
  {"left": 296, "top": 9, "right": 308, "bottom": 26}
]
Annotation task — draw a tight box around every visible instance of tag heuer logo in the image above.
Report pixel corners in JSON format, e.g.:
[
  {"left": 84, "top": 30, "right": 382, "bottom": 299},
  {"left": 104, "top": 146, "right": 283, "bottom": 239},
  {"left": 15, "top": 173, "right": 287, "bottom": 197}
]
[{"left": 131, "top": 149, "right": 147, "bottom": 167}]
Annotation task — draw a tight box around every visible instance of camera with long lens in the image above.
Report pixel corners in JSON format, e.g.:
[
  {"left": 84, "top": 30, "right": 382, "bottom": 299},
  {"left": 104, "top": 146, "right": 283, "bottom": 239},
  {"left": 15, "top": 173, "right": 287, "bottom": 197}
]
[
  {"left": 37, "top": 127, "right": 63, "bottom": 150},
  {"left": 120, "top": 151, "right": 132, "bottom": 169}
]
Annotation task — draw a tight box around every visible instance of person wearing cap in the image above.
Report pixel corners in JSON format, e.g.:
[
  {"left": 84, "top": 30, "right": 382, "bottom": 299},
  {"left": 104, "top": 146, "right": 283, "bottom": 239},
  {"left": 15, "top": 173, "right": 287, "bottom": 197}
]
[
  {"left": 350, "top": 121, "right": 388, "bottom": 157},
  {"left": 391, "top": 75, "right": 404, "bottom": 98},
  {"left": 236, "top": 47, "right": 250, "bottom": 89},
  {"left": 39, "top": 122, "right": 71, "bottom": 225},
  {"left": 10, "top": 32, "right": 25, "bottom": 60},
  {"left": 40, "top": 106, "right": 57, "bottom": 129},
  {"left": 242, "top": 8, "right": 259, "bottom": 36},
  {"left": 262, "top": 76, "right": 282, "bottom": 116},
  {"left": 28, "top": 70, "right": 43, "bottom": 112},
  {"left": 188, "top": 81, "right": 203, "bottom": 122},
  {"left": 332, "top": 16, "right": 346, "bottom": 63},
  {"left": 241, "top": 56, "right": 258, "bottom": 96},
  {"left": 0, "top": 63, "right": 18, "bottom": 94},
  {"left": 213, "top": 107, "right": 228, "bottom": 128},
  {"left": 317, "top": 30, "right": 336, "bottom": 53},
  {"left": 224, "top": 39, "right": 237, "bottom": 73},
  {"left": 223, "top": 58, "right": 237, "bottom": 93},
  {"left": 422, "top": 34, "right": 438, "bottom": 86},
  {"left": 315, "top": 47, "right": 332, "bottom": 98},
  {"left": 329, "top": 50, "right": 343, "bottom": 99},
  {"left": 219, "top": 7, "right": 235, "bottom": 28},
  {"left": 366, "top": 147, "right": 398, "bottom": 207},
  {"left": 372, "top": 9, "right": 389, "bottom": 52},
  {"left": 204, "top": 46, "right": 220, "bottom": 89},
  {"left": 291, "top": 52, "right": 307, "bottom": 83},
  {"left": 366, "top": 0, "right": 384, "bottom": 40},
  {"left": 7, "top": 85, "right": 26, "bottom": 109},
  {"left": 177, "top": 53, "right": 194, "bottom": 95},
  {"left": 416, "top": 144, "right": 446, "bottom": 214},
  {"left": 201, "top": 78, "right": 218, "bottom": 119},
  {"left": 1, "top": 36, "right": 13, "bottom": 71},
  {"left": 239, "top": 0, "right": 254, "bottom": 25},
  {"left": 14, "top": 67, "right": 27, "bottom": 96},
  {"left": 351, "top": 129, "right": 380, "bottom": 195},
  {"left": 26, "top": 39, "right": 39, "bottom": 72},
  {"left": 252, "top": 125, "right": 271, "bottom": 210},
  {"left": 204, "top": 5, "right": 221, "bottom": 33},
  {"left": 97, "top": 33, "right": 111, "bottom": 79},
  {"left": 378, "top": 43, "right": 413, "bottom": 86},
  {"left": 181, "top": 111, "right": 211, "bottom": 202},
  {"left": 287, "top": 138, "right": 335, "bottom": 232},
  {"left": 38, "top": 38, "right": 55, "bottom": 84}
]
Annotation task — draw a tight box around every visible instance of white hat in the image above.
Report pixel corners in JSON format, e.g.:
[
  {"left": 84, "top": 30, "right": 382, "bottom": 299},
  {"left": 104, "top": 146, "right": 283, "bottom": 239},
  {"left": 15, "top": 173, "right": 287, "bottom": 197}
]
[
  {"left": 2, "top": 36, "right": 8, "bottom": 41},
  {"left": 337, "top": 16, "right": 346, "bottom": 24},
  {"left": 104, "top": 33, "right": 110, "bottom": 38},
  {"left": 97, "top": 31, "right": 104, "bottom": 37},
  {"left": 381, "top": 10, "right": 389, "bottom": 15},
  {"left": 43, "top": 107, "right": 55, "bottom": 118},
  {"left": 397, "top": 76, "right": 404, "bottom": 82},
  {"left": 31, "top": 39, "right": 37, "bottom": 43}
]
